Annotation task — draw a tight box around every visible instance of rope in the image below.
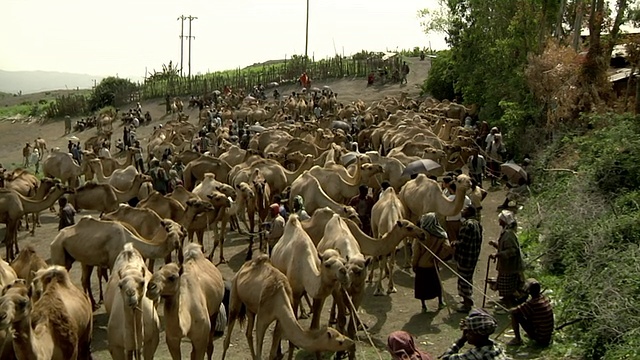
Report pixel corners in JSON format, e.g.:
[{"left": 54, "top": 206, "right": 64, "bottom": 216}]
[
  {"left": 341, "top": 288, "right": 384, "bottom": 360},
  {"left": 132, "top": 305, "right": 143, "bottom": 360},
  {"left": 415, "top": 240, "right": 510, "bottom": 313}
]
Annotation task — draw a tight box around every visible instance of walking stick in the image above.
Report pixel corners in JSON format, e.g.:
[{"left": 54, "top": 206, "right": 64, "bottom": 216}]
[{"left": 482, "top": 257, "right": 494, "bottom": 308}]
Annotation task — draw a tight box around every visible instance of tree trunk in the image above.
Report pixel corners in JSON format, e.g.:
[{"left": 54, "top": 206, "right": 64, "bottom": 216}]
[
  {"left": 606, "top": 0, "right": 630, "bottom": 59},
  {"left": 635, "top": 75, "right": 640, "bottom": 114},
  {"left": 555, "top": 0, "right": 568, "bottom": 40},
  {"left": 625, "top": 66, "right": 635, "bottom": 112},
  {"left": 573, "top": 0, "right": 584, "bottom": 51}
]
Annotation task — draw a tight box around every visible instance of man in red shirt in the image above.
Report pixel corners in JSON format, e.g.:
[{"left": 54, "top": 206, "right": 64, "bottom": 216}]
[{"left": 509, "top": 278, "right": 554, "bottom": 347}]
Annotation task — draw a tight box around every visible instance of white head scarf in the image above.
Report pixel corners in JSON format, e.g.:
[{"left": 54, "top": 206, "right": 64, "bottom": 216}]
[{"left": 498, "top": 210, "right": 516, "bottom": 227}]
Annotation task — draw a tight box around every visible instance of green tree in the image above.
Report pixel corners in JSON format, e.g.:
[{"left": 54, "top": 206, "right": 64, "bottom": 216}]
[
  {"left": 421, "top": 50, "right": 459, "bottom": 100},
  {"left": 88, "top": 77, "right": 138, "bottom": 112}
]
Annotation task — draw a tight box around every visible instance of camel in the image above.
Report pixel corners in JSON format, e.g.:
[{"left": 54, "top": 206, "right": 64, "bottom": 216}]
[
  {"left": 86, "top": 159, "right": 140, "bottom": 191},
  {"left": 102, "top": 198, "right": 215, "bottom": 265},
  {"left": 146, "top": 243, "right": 224, "bottom": 360},
  {"left": 300, "top": 207, "right": 361, "bottom": 245},
  {"left": 84, "top": 148, "right": 134, "bottom": 176},
  {"left": 270, "top": 215, "right": 350, "bottom": 331},
  {"left": 244, "top": 169, "right": 271, "bottom": 233},
  {"left": 42, "top": 151, "right": 87, "bottom": 188},
  {"left": 183, "top": 156, "right": 232, "bottom": 191},
  {"left": 0, "top": 266, "right": 92, "bottom": 360},
  {"left": 288, "top": 171, "right": 360, "bottom": 220},
  {"left": 10, "top": 245, "right": 47, "bottom": 284},
  {"left": 222, "top": 254, "right": 353, "bottom": 360},
  {"left": 218, "top": 145, "right": 250, "bottom": 167},
  {"left": 399, "top": 174, "right": 472, "bottom": 223},
  {"left": 370, "top": 187, "right": 416, "bottom": 295},
  {"left": 50, "top": 216, "right": 185, "bottom": 310},
  {"left": 67, "top": 174, "right": 151, "bottom": 214},
  {"left": 230, "top": 154, "right": 315, "bottom": 199},
  {"left": 317, "top": 215, "right": 371, "bottom": 359},
  {"left": 0, "top": 261, "right": 16, "bottom": 359},
  {"left": 307, "top": 163, "right": 384, "bottom": 203},
  {"left": 193, "top": 173, "right": 235, "bottom": 201},
  {"left": 137, "top": 192, "right": 186, "bottom": 222},
  {"left": 364, "top": 152, "right": 407, "bottom": 190},
  {"left": 0, "top": 184, "right": 70, "bottom": 260},
  {"left": 105, "top": 243, "right": 159, "bottom": 360},
  {"left": 3, "top": 169, "right": 38, "bottom": 197}
]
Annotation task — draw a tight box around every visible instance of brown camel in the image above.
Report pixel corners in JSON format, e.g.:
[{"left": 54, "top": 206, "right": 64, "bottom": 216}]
[
  {"left": 10, "top": 245, "right": 47, "bottom": 284},
  {"left": 222, "top": 254, "right": 354, "bottom": 360},
  {"left": 50, "top": 216, "right": 185, "bottom": 310},
  {"left": 0, "top": 184, "right": 70, "bottom": 260},
  {"left": 182, "top": 156, "right": 232, "bottom": 190},
  {"left": 270, "top": 215, "right": 350, "bottom": 331},
  {"left": 104, "top": 243, "right": 159, "bottom": 360},
  {"left": 0, "top": 266, "right": 92, "bottom": 360},
  {"left": 68, "top": 174, "right": 151, "bottom": 214},
  {"left": 147, "top": 243, "right": 224, "bottom": 360}
]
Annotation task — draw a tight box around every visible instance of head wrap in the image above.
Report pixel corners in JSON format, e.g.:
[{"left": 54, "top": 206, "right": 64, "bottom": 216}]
[
  {"left": 419, "top": 213, "right": 448, "bottom": 239},
  {"left": 293, "top": 195, "right": 305, "bottom": 210},
  {"left": 269, "top": 203, "right": 280, "bottom": 216},
  {"left": 461, "top": 308, "right": 498, "bottom": 336},
  {"left": 498, "top": 210, "right": 516, "bottom": 226},
  {"left": 387, "top": 331, "right": 433, "bottom": 360}
]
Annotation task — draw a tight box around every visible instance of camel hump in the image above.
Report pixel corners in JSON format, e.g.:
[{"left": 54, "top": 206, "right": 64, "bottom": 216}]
[
  {"left": 183, "top": 243, "right": 204, "bottom": 262},
  {"left": 34, "top": 265, "right": 69, "bottom": 288},
  {"left": 76, "top": 181, "right": 104, "bottom": 191},
  {"left": 123, "top": 242, "right": 135, "bottom": 253},
  {"left": 252, "top": 254, "right": 270, "bottom": 265}
]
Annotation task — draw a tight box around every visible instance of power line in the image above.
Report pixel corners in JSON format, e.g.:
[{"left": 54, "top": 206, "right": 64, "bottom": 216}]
[
  {"left": 186, "top": 15, "right": 197, "bottom": 79},
  {"left": 177, "top": 15, "right": 186, "bottom": 77}
]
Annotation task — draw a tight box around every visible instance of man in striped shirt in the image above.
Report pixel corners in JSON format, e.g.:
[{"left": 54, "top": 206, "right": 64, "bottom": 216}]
[{"left": 509, "top": 278, "right": 554, "bottom": 346}]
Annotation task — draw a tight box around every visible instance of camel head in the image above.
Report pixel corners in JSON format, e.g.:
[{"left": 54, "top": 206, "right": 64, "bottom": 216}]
[
  {"left": 118, "top": 263, "right": 147, "bottom": 310},
  {"left": 318, "top": 249, "right": 350, "bottom": 288},
  {"left": 134, "top": 174, "right": 153, "bottom": 186},
  {"left": 309, "top": 326, "right": 355, "bottom": 352},
  {"left": 160, "top": 219, "right": 185, "bottom": 252},
  {"left": 265, "top": 152, "right": 286, "bottom": 164},
  {"left": 395, "top": 219, "right": 427, "bottom": 241},
  {"left": 285, "top": 151, "right": 305, "bottom": 163},
  {"left": 360, "top": 163, "right": 384, "bottom": 178},
  {"left": 207, "top": 191, "right": 232, "bottom": 208},
  {"left": 146, "top": 262, "right": 181, "bottom": 301},
  {"left": 29, "top": 266, "right": 71, "bottom": 303},
  {"left": 454, "top": 174, "right": 473, "bottom": 193},
  {"left": 186, "top": 198, "right": 215, "bottom": 214},
  {"left": 344, "top": 254, "right": 371, "bottom": 291},
  {"left": 235, "top": 182, "right": 255, "bottom": 202},
  {"left": 339, "top": 206, "right": 361, "bottom": 227},
  {"left": 213, "top": 183, "right": 236, "bottom": 200},
  {"left": 0, "top": 280, "right": 30, "bottom": 330}
]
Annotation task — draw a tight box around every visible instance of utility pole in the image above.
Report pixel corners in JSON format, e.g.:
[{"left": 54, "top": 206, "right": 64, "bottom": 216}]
[
  {"left": 177, "top": 15, "right": 186, "bottom": 77},
  {"left": 186, "top": 15, "right": 197, "bottom": 79},
  {"left": 304, "top": 0, "right": 309, "bottom": 70}
]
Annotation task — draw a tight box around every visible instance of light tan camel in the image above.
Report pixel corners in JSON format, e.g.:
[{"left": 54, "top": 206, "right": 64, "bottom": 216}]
[
  {"left": 86, "top": 159, "right": 140, "bottom": 191},
  {"left": 364, "top": 151, "right": 408, "bottom": 190},
  {"left": 193, "top": 172, "right": 235, "bottom": 200},
  {"left": 288, "top": 171, "right": 360, "bottom": 219},
  {"left": 42, "top": 151, "right": 87, "bottom": 188},
  {"left": 0, "top": 260, "right": 16, "bottom": 360},
  {"left": 318, "top": 215, "right": 371, "bottom": 359},
  {"left": 222, "top": 254, "right": 354, "bottom": 360},
  {"left": 0, "top": 184, "right": 70, "bottom": 260},
  {"left": 147, "top": 243, "right": 224, "bottom": 360},
  {"left": 399, "top": 173, "right": 473, "bottom": 223},
  {"left": 307, "top": 163, "right": 384, "bottom": 203},
  {"left": 270, "top": 215, "right": 350, "bottom": 330},
  {"left": 68, "top": 174, "right": 152, "bottom": 214},
  {"left": 0, "top": 266, "right": 92, "bottom": 360},
  {"left": 50, "top": 216, "right": 184, "bottom": 310},
  {"left": 10, "top": 245, "right": 47, "bottom": 284},
  {"left": 105, "top": 243, "right": 159, "bottom": 360},
  {"left": 370, "top": 187, "right": 419, "bottom": 295},
  {"left": 84, "top": 148, "right": 134, "bottom": 176},
  {"left": 300, "top": 207, "right": 361, "bottom": 245}
]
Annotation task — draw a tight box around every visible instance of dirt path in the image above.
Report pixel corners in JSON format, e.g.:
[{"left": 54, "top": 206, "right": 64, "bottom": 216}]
[{"left": 0, "top": 57, "right": 544, "bottom": 359}]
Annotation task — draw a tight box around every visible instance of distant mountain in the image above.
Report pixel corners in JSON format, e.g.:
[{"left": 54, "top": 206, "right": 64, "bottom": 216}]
[{"left": 0, "top": 70, "right": 144, "bottom": 94}]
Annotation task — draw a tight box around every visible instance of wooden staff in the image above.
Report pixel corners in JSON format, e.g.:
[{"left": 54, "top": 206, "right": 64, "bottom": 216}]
[{"left": 482, "top": 257, "right": 495, "bottom": 308}]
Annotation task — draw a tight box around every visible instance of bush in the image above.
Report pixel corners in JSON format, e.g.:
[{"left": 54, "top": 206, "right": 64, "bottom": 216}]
[
  {"left": 520, "top": 113, "right": 640, "bottom": 359},
  {"left": 421, "top": 50, "right": 459, "bottom": 100},
  {"left": 88, "top": 77, "right": 138, "bottom": 112}
]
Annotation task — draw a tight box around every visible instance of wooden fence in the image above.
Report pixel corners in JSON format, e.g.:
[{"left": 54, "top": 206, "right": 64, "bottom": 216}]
[{"left": 138, "top": 55, "right": 401, "bottom": 99}]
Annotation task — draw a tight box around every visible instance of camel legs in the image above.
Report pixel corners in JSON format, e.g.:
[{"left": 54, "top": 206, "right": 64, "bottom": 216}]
[
  {"left": 255, "top": 314, "right": 274, "bottom": 360},
  {"left": 208, "top": 218, "right": 228, "bottom": 264},
  {"left": 245, "top": 312, "right": 257, "bottom": 359},
  {"left": 386, "top": 253, "right": 398, "bottom": 294},
  {"left": 166, "top": 334, "right": 182, "bottom": 360},
  {"left": 269, "top": 323, "right": 285, "bottom": 360},
  {"left": 402, "top": 238, "right": 412, "bottom": 268},
  {"left": 81, "top": 265, "right": 100, "bottom": 311},
  {"left": 222, "top": 298, "right": 242, "bottom": 360},
  {"left": 373, "top": 255, "right": 388, "bottom": 296},
  {"left": 144, "top": 331, "right": 160, "bottom": 360},
  {"left": 309, "top": 297, "right": 327, "bottom": 330},
  {"left": 206, "top": 315, "right": 216, "bottom": 360},
  {"left": 4, "top": 221, "right": 17, "bottom": 261}
]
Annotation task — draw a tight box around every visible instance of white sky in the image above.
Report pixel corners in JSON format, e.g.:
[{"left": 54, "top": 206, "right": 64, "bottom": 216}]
[{"left": 1, "top": 0, "right": 447, "bottom": 78}]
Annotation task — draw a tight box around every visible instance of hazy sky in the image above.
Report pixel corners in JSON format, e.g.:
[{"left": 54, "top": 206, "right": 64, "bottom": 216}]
[{"left": 1, "top": 0, "right": 446, "bottom": 78}]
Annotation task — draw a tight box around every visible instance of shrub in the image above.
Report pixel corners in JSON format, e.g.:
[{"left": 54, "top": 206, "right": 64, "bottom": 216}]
[
  {"left": 421, "top": 50, "right": 459, "bottom": 100},
  {"left": 88, "top": 77, "right": 138, "bottom": 112}
]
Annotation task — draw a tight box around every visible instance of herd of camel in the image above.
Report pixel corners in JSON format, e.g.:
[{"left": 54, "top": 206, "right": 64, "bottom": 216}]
[{"left": 0, "top": 89, "right": 485, "bottom": 359}]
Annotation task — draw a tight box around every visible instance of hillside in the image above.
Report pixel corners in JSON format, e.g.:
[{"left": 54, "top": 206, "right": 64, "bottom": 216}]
[{"left": 0, "top": 69, "right": 103, "bottom": 94}]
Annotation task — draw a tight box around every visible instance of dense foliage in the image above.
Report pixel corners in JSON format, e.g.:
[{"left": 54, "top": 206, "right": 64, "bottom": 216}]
[
  {"left": 88, "top": 77, "right": 138, "bottom": 112},
  {"left": 520, "top": 114, "right": 640, "bottom": 359},
  {"left": 420, "top": 50, "right": 459, "bottom": 101}
]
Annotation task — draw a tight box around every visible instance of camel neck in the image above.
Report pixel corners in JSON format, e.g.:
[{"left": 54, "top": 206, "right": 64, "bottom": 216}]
[{"left": 12, "top": 317, "right": 42, "bottom": 360}]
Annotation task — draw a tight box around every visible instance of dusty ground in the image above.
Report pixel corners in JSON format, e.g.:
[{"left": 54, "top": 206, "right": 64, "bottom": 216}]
[{"left": 0, "top": 58, "right": 544, "bottom": 359}]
